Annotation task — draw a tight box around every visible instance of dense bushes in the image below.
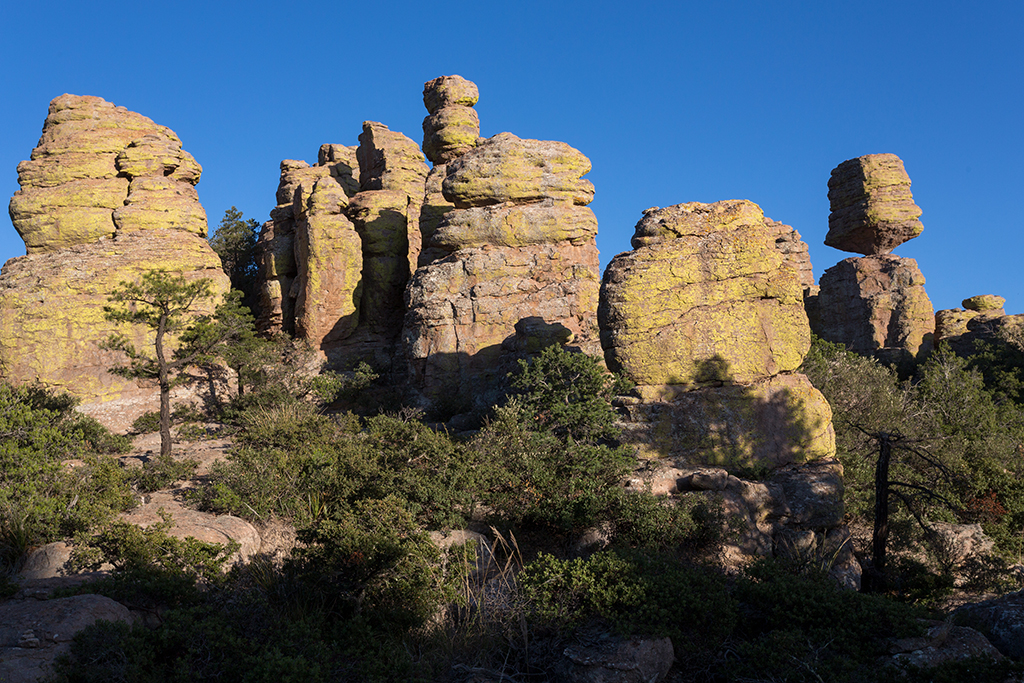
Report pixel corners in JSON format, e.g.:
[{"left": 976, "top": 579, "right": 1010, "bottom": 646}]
[
  {"left": 803, "top": 338, "right": 1024, "bottom": 587},
  {"left": 0, "top": 382, "right": 132, "bottom": 568}
]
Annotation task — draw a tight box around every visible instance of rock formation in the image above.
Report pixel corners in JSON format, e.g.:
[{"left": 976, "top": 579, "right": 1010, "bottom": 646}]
[
  {"left": 256, "top": 126, "right": 428, "bottom": 370},
  {"left": 256, "top": 76, "right": 601, "bottom": 416},
  {"left": 1, "top": 95, "right": 229, "bottom": 428},
  {"left": 811, "top": 154, "right": 934, "bottom": 364},
  {"left": 825, "top": 153, "right": 923, "bottom": 255},
  {"left": 767, "top": 217, "right": 814, "bottom": 290},
  {"left": 935, "top": 295, "right": 1023, "bottom": 356},
  {"left": 599, "top": 199, "right": 843, "bottom": 577},
  {"left": 600, "top": 200, "right": 835, "bottom": 470},
  {"left": 814, "top": 255, "right": 934, "bottom": 363},
  {"left": 404, "top": 129, "right": 601, "bottom": 416}
]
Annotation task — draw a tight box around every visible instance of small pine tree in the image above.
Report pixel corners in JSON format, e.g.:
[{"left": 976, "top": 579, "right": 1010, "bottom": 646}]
[
  {"left": 104, "top": 272, "right": 220, "bottom": 456},
  {"left": 208, "top": 206, "right": 260, "bottom": 313}
]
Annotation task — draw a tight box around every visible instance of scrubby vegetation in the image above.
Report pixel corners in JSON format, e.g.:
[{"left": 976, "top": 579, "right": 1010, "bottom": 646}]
[{"left": 7, "top": 333, "right": 1024, "bottom": 681}]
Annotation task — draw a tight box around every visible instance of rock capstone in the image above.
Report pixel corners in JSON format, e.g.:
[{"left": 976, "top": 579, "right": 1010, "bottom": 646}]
[
  {"left": 825, "top": 153, "right": 923, "bottom": 255},
  {"left": 9, "top": 95, "right": 206, "bottom": 253}
]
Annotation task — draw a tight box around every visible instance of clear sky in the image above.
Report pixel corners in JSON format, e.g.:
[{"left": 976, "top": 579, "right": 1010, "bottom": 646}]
[{"left": 1, "top": 1, "right": 1021, "bottom": 314}]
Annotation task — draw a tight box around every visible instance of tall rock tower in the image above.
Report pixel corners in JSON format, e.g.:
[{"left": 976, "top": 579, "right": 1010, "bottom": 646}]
[
  {"left": 1, "top": 95, "right": 229, "bottom": 427},
  {"left": 403, "top": 77, "right": 602, "bottom": 417},
  {"left": 810, "top": 154, "right": 934, "bottom": 365}
]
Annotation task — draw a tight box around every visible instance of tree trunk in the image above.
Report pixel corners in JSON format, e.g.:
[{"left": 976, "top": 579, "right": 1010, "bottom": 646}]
[
  {"left": 873, "top": 434, "right": 893, "bottom": 574},
  {"left": 155, "top": 313, "right": 172, "bottom": 457}
]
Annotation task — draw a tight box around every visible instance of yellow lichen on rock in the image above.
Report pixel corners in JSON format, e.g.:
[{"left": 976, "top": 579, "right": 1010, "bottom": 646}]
[{"left": 600, "top": 200, "right": 809, "bottom": 388}]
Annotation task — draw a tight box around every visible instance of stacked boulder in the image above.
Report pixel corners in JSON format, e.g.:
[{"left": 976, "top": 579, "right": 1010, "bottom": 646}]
[
  {"left": 600, "top": 200, "right": 846, "bottom": 577},
  {"left": 935, "top": 295, "right": 1023, "bottom": 356},
  {"left": 600, "top": 200, "right": 834, "bottom": 468},
  {"left": 1, "top": 95, "right": 228, "bottom": 428},
  {"left": 404, "top": 77, "right": 601, "bottom": 416},
  {"left": 257, "top": 75, "right": 601, "bottom": 415},
  {"left": 811, "top": 154, "right": 934, "bottom": 364},
  {"left": 419, "top": 75, "right": 481, "bottom": 266}
]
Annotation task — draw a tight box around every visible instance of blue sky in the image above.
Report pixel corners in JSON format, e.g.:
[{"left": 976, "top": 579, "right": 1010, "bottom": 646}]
[{"left": 2, "top": 1, "right": 1021, "bottom": 314}]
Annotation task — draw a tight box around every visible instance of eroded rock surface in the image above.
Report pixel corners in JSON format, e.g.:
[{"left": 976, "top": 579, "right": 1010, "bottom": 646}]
[
  {"left": 9, "top": 95, "right": 205, "bottom": 253},
  {"left": 405, "top": 127, "right": 601, "bottom": 415},
  {"left": 1, "top": 95, "right": 229, "bottom": 428},
  {"left": 825, "top": 153, "right": 923, "bottom": 255},
  {"left": 599, "top": 201, "right": 810, "bottom": 392},
  {"left": 812, "top": 254, "right": 934, "bottom": 364}
]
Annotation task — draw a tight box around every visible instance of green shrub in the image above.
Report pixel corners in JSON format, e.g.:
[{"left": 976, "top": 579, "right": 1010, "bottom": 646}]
[
  {"left": 724, "top": 558, "right": 924, "bottom": 681},
  {"left": 472, "top": 401, "right": 634, "bottom": 532},
  {"left": 0, "top": 382, "right": 133, "bottom": 559},
  {"left": 520, "top": 549, "right": 735, "bottom": 654},
  {"left": 509, "top": 344, "right": 632, "bottom": 443}
]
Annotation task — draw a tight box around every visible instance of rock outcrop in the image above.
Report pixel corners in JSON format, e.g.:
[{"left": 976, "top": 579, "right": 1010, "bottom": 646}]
[
  {"left": 811, "top": 154, "right": 934, "bottom": 364},
  {"left": 404, "top": 129, "right": 601, "bottom": 416},
  {"left": 600, "top": 200, "right": 834, "bottom": 470},
  {"left": 598, "top": 200, "right": 842, "bottom": 575},
  {"left": 935, "top": 296, "right": 1022, "bottom": 357},
  {"left": 1, "top": 95, "right": 229, "bottom": 429},
  {"left": 825, "top": 153, "right": 923, "bottom": 255},
  {"left": 9, "top": 95, "right": 205, "bottom": 253},
  {"left": 767, "top": 217, "right": 814, "bottom": 289},
  {"left": 813, "top": 255, "right": 934, "bottom": 364},
  {"left": 257, "top": 125, "right": 428, "bottom": 370}
]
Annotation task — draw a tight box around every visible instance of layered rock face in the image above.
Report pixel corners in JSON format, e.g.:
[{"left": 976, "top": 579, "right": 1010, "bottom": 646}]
[
  {"left": 812, "top": 154, "right": 934, "bottom": 363},
  {"left": 600, "top": 200, "right": 834, "bottom": 470},
  {"left": 815, "top": 255, "right": 934, "bottom": 363},
  {"left": 766, "top": 217, "right": 814, "bottom": 289},
  {"left": 1, "top": 95, "right": 229, "bottom": 428},
  {"left": 404, "top": 128, "right": 601, "bottom": 414},
  {"left": 9, "top": 95, "right": 206, "bottom": 252},
  {"left": 256, "top": 127, "right": 427, "bottom": 369}
]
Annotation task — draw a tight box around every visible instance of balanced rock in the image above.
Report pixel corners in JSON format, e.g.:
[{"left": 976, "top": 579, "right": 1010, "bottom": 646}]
[
  {"left": 812, "top": 255, "right": 934, "bottom": 364},
  {"left": 2, "top": 95, "right": 228, "bottom": 429},
  {"left": 600, "top": 200, "right": 810, "bottom": 391},
  {"left": 826, "top": 153, "right": 923, "bottom": 255},
  {"left": 422, "top": 75, "right": 480, "bottom": 164},
  {"left": 9, "top": 95, "right": 206, "bottom": 253},
  {"left": 963, "top": 294, "right": 1006, "bottom": 313}
]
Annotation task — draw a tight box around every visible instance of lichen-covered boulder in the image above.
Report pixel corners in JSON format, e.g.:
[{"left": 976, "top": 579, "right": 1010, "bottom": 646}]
[
  {"left": 0, "top": 231, "right": 228, "bottom": 428},
  {"left": 429, "top": 201, "right": 598, "bottom": 251},
  {"left": 599, "top": 200, "right": 809, "bottom": 390},
  {"left": 356, "top": 121, "right": 429, "bottom": 196},
  {"left": 963, "top": 294, "right": 1006, "bottom": 313},
  {"left": 617, "top": 373, "right": 835, "bottom": 469},
  {"left": 9, "top": 95, "right": 206, "bottom": 253},
  {"left": 825, "top": 153, "right": 923, "bottom": 255},
  {"left": 442, "top": 132, "right": 595, "bottom": 208},
  {"left": 812, "top": 254, "right": 934, "bottom": 364},
  {"left": 422, "top": 74, "right": 480, "bottom": 113}
]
